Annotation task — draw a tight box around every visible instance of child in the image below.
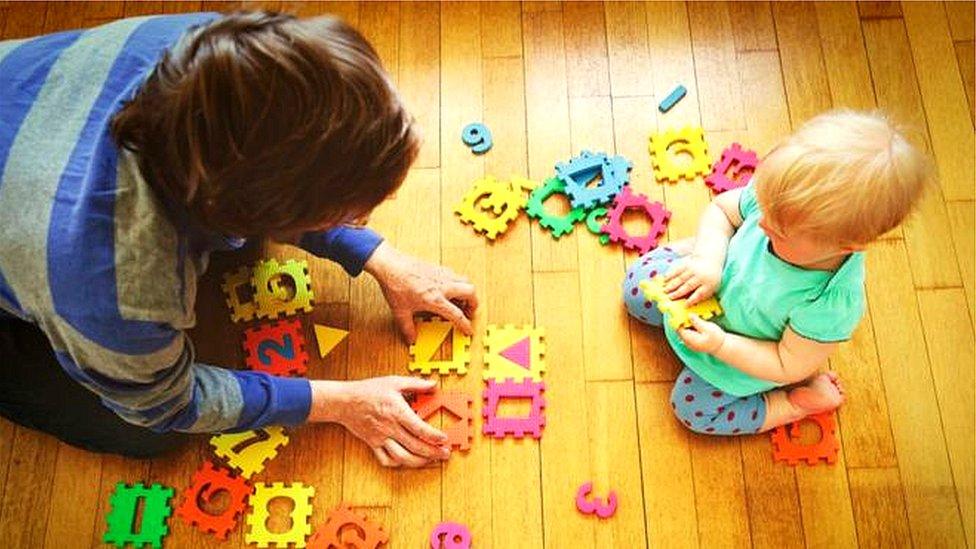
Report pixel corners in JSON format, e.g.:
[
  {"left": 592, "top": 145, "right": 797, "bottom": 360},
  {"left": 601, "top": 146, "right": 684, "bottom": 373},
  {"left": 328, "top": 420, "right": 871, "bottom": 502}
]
[
  {"left": 0, "top": 11, "right": 476, "bottom": 467},
  {"left": 623, "top": 110, "right": 931, "bottom": 435}
]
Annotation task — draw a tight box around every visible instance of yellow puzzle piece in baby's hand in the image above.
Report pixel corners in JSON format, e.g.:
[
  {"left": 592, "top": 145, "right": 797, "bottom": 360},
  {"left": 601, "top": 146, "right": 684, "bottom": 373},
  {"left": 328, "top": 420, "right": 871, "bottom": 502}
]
[{"left": 638, "top": 275, "right": 723, "bottom": 330}]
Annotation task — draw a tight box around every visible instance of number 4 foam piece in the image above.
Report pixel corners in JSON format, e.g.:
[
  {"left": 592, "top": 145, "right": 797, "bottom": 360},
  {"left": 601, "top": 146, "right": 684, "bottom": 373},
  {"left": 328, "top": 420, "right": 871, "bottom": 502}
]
[
  {"left": 175, "top": 460, "right": 253, "bottom": 540},
  {"left": 245, "top": 482, "right": 314, "bottom": 548},
  {"left": 409, "top": 318, "right": 471, "bottom": 376},
  {"left": 483, "top": 324, "right": 546, "bottom": 382},
  {"left": 103, "top": 482, "right": 174, "bottom": 549},
  {"left": 482, "top": 379, "right": 546, "bottom": 439},
  {"left": 243, "top": 319, "right": 309, "bottom": 376},
  {"left": 638, "top": 275, "right": 723, "bottom": 330},
  {"left": 313, "top": 324, "right": 348, "bottom": 358},
  {"left": 210, "top": 425, "right": 289, "bottom": 478}
]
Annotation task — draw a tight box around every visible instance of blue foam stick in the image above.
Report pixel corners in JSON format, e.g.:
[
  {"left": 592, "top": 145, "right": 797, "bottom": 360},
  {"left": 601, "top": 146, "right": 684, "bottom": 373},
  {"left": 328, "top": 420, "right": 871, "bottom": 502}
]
[
  {"left": 658, "top": 85, "right": 687, "bottom": 113},
  {"left": 461, "top": 122, "right": 492, "bottom": 154}
]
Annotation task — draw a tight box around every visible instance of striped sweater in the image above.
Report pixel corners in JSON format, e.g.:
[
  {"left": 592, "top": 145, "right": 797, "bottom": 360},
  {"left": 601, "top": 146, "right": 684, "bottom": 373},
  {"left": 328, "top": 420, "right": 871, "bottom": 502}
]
[{"left": 0, "top": 14, "right": 384, "bottom": 433}]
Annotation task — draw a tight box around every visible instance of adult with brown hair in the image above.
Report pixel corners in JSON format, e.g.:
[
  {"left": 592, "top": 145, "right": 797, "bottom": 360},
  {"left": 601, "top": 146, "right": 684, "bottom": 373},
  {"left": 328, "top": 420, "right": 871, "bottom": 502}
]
[{"left": 0, "top": 11, "right": 474, "bottom": 468}]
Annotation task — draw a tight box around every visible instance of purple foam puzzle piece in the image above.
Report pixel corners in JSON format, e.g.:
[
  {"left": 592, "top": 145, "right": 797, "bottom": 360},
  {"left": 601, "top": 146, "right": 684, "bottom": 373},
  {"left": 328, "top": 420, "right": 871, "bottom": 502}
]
[{"left": 482, "top": 379, "right": 546, "bottom": 439}]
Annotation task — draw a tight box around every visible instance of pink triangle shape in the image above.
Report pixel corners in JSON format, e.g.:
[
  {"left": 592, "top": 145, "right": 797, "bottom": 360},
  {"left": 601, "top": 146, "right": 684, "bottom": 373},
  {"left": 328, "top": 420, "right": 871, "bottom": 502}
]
[{"left": 499, "top": 337, "right": 532, "bottom": 369}]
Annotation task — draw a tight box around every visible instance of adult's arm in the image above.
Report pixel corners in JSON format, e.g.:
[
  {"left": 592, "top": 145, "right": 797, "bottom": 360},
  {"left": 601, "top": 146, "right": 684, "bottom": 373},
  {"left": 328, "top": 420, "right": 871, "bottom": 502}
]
[{"left": 298, "top": 226, "right": 384, "bottom": 276}]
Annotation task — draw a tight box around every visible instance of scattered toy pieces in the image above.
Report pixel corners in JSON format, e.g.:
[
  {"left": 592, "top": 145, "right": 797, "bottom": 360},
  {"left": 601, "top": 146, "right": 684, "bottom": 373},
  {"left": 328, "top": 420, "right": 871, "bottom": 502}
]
[
  {"left": 430, "top": 521, "right": 472, "bottom": 549},
  {"left": 408, "top": 318, "right": 472, "bottom": 376},
  {"left": 482, "top": 379, "right": 546, "bottom": 439},
  {"left": 638, "top": 275, "right": 723, "bottom": 330},
  {"left": 705, "top": 142, "right": 758, "bottom": 194},
  {"left": 210, "top": 425, "right": 290, "bottom": 478},
  {"left": 525, "top": 176, "right": 588, "bottom": 239},
  {"left": 585, "top": 207, "right": 611, "bottom": 245},
  {"left": 454, "top": 175, "right": 533, "bottom": 240},
  {"left": 649, "top": 126, "right": 711, "bottom": 184},
  {"left": 461, "top": 122, "right": 493, "bottom": 154},
  {"left": 556, "top": 150, "right": 632, "bottom": 210},
  {"left": 600, "top": 186, "right": 671, "bottom": 255},
  {"left": 175, "top": 461, "right": 253, "bottom": 540},
  {"left": 308, "top": 503, "right": 390, "bottom": 549},
  {"left": 314, "top": 324, "right": 348, "bottom": 358},
  {"left": 658, "top": 84, "right": 687, "bottom": 113},
  {"left": 771, "top": 411, "right": 840, "bottom": 466},
  {"left": 245, "top": 482, "right": 315, "bottom": 547},
  {"left": 252, "top": 258, "right": 315, "bottom": 319},
  {"left": 243, "top": 319, "right": 309, "bottom": 377},
  {"left": 484, "top": 324, "right": 546, "bottom": 382},
  {"left": 575, "top": 481, "right": 618, "bottom": 519},
  {"left": 411, "top": 389, "right": 474, "bottom": 451},
  {"left": 103, "top": 482, "right": 174, "bottom": 549}
]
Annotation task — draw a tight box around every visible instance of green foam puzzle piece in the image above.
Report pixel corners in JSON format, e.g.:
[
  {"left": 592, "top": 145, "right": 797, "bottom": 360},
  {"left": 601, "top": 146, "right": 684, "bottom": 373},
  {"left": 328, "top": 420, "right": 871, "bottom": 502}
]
[{"left": 103, "top": 482, "right": 174, "bottom": 549}]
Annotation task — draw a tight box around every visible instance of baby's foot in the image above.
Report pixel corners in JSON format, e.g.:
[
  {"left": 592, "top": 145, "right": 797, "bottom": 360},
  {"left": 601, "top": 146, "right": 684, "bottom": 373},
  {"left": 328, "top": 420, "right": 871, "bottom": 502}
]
[{"left": 787, "top": 372, "right": 844, "bottom": 415}]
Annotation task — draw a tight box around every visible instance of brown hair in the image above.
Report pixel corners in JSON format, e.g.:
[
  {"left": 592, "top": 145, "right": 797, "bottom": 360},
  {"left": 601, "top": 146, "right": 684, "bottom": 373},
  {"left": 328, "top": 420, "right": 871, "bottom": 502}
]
[{"left": 113, "top": 11, "right": 419, "bottom": 237}]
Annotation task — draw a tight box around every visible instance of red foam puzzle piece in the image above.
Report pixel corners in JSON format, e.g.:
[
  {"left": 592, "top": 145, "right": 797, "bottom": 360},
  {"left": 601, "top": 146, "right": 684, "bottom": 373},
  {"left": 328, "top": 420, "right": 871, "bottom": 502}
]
[
  {"left": 242, "top": 319, "right": 309, "bottom": 377},
  {"left": 770, "top": 412, "right": 840, "bottom": 466},
  {"left": 411, "top": 390, "right": 474, "bottom": 451},
  {"left": 174, "top": 460, "right": 253, "bottom": 540}
]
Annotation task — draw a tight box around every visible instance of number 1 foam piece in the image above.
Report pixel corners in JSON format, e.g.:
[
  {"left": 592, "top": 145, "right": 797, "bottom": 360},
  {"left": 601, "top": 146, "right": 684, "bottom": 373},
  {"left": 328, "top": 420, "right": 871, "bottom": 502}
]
[
  {"left": 103, "top": 483, "right": 174, "bottom": 549},
  {"left": 243, "top": 319, "right": 309, "bottom": 376},
  {"left": 411, "top": 390, "right": 474, "bottom": 451},
  {"left": 308, "top": 504, "right": 390, "bottom": 549},
  {"left": 313, "top": 324, "right": 348, "bottom": 358},
  {"left": 408, "top": 318, "right": 472, "bottom": 375},
  {"left": 575, "top": 482, "right": 619, "bottom": 519},
  {"left": 210, "top": 425, "right": 289, "bottom": 478},
  {"left": 658, "top": 84, "right": 687, "bottom": 113},
  {"left": 245, "top": 482, "right": 315, "bottom": 547},
  {"left": 638, "top": 275, "right": 723, "bottom": 330},
  {"left": 483, "top": 324, "right": 546, "bottom": 382},
  {"left": 771, "top": 411, "right": 840, "bottom": 466},
  {"left": 600, "top": 186, "right": 671, "bottom": 255},
  {"left": 482, "top": 379, "right": 546, "bottom": 439},
  {"left": 175, "top": 460, "right": 253, "bottom": 540},
  {"left": 430, "top": 521, "right": 473, "bottom": 549},
  {"left": 705, "top": 142, "right": 759, "bottom": 194},
  {"left": 648, "top": 126, "right": 711, "bottom": 184}
]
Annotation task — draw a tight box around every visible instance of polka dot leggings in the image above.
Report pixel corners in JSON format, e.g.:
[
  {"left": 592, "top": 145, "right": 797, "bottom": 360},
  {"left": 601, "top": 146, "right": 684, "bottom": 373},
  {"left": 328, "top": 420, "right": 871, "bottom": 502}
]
[{"left": 623, "top": 246, "right": 766, "bottom": 435}]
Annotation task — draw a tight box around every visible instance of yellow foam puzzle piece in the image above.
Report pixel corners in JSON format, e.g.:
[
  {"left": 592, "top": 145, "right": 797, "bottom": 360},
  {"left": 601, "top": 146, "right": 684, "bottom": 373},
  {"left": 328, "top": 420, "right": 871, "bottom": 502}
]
[
  {"left": 454, "top": 175, "right": 534, "bottom": 240},
  {"left": 483, "top": 324, "right": 546, "bottom": 382},
  {"left": 648, "top": 126, "right": 711, "bottom": 184},
  {"left": 221, "top": 266, "right": 257, "bottom": 323},
  {"left": 408, "top": 318, "right": 471, "bottom": 375},
  {"left": 639, "top": 276, "right": 723, "bottom": 330},
  {"left": 245, "top": 482, "right": 314, "bottom": 548},
  {"left": 210, "top": 425, "right": 289, "bottom": 478},
  {"left": 314, "top": 324, "right": 348, "bottom": 358},
  {"left": 252, "top": 258, "right": 315, "bottom": 319}
]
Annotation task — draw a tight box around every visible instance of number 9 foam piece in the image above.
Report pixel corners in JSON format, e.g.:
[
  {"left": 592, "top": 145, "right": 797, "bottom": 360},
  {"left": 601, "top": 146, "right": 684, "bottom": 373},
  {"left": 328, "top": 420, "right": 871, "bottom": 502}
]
[{"left": 461, "top": 122, "right": 492, "bottom": 154}]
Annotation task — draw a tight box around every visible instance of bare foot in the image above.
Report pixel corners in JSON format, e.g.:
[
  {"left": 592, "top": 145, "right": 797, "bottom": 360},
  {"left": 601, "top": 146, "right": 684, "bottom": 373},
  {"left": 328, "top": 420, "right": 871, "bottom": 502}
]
[{"left": 787, "top": 372, "right": 844, "bottom": 415}]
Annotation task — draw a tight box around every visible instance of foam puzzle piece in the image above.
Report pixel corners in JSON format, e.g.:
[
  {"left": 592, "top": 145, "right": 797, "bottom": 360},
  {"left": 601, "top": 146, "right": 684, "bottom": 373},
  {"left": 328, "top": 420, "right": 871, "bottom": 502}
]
[
  {"left": 575, "top": 482, "right": 618, "bottom": 519},
  {"left": 210, "top": 425, "right": 289, "bottom": 478},
  {"left": 408, "top": 318, "right": 472, "bottom": 376},
  {"left": 454, "top": 175, "right": 529, "bottom": 240},
  {"left": 222, "top": 266, "right": 258, "bottom": 323},
  {"left": 411, "top": 390, "right": 474, "bottom": 451},
  {"left": 600, "top": 186, "right": 671, "bottom": 255},
  {"left": 638, "top": 275, "right": 724, "bottom": 330},
  {"left": 483, "top": 324, "right": 546, "bottom": 382},
  {"left": 175, "top": 460, "right": 253, "bottom": 540},
  {"left": 482, "top": 379, "right": 546, "bottom": 439},
  {"left": 430, "top": 521, "right": 472, "bottom": 549},
  {"left": 658, "top": 84, "right": 687, "bottom": 113},
  {"left": 461, "top": 122, "right": 493, "bottom": 154},
  {"left": 245, "top": 482, "right": 315, "bottom": 547},
  {"left": 243, "top": 319, "right": 309, "bottom": 377},
  {"left": 308, "top": 504, "right": 390, "bottom": 549},
  {"left": 314, "top": 324, "right": 348, "bottom": 358},
  {"left": 252, "top": 258, "right": 315, "bottom": 319},
  {"left": 103, "top": 482, "right": 174, "bottom": 549},
  {"left": 556, "top": 150, "right": 632, "bottom": 210},
  {"left": 648, "top": 126, "right": 711, "bottom": 184},
  {"left": 585, "top": 207, "right": 611, "bottom": 245},
  {"left": 525, "top": 177, "right": 588, "bottom": 239},
  {"left": 705, "top": 143, "right": 759, "bottom": 194},
  {"left": 771, "top": 412, "right": 840, "bottom": 466}
]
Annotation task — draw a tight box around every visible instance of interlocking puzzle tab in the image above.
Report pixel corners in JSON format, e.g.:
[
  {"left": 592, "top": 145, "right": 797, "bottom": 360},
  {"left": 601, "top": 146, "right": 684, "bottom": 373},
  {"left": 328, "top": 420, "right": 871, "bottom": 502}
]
[
  {"left": 308, "top": 504, "right": 390, "bottom": 549},
  {"left": 638, "top": 275, "right": 723, "bottom": 330},
  {"left": 483, "top": 324, "right": 546, "bottom": 382},
  {"left": 430, "top": 521, "right": 472, "bottom": 549},
  {"left": 252, "top": 258, "right": 315, "bottom": 319},
  {"left": 103, "top": 482, "right": 174, "bottom": 549},
  {"left": 771, "top": 412, "right": 840, "bottom": 466},
  {"left": 600, "top": 186, "right": 671, "bottom": 255},
  {"left": 526, "top": 176, "right": 588, "bottom": 239},
  {"left": 575, "top": 481, "right": 619, "bottom": 519},
  {"left": 482, "top": 379, "right": 546, "bottom": 439},
  {"left": 411, "top": 390, "right": 474, "bottom": 451},
  {"left": 408, "top": 318, "right": 472, "bottom": 376},
  {"left": 555, "top": 150, "right": 632, "bottom": 210},
  {"left": 454, "top": 175, "right": 534, "bottom": 240},
  {"left": 649, "top": 126, "right": 711, "bottom": 184},
  {"left": 705, "top": 142, "right": 758, "bottom": 194},
  {"left": 210, "top": 425, "right": 289, "bottom": 478},
  {"left": 245, "top": 482, "right": 315, "bottom": 547},
  {"left": 243, "top": 319, "right": 309, "bottom": 376},
  {"left": 314, "top": 324, "right": 348, "bottom": 358},
  {"left": 222, "top": 266, "right": 258, "bottom": 323},
  {"left": 175, "top": 460, "right": 253, "bottom": 540}
]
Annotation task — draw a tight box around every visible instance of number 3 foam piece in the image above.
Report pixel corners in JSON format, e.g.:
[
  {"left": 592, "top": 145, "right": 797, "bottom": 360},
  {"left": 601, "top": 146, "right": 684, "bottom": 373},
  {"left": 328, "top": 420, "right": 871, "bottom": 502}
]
[
  {"left": 103, "top": 482, "right": 174, "bottom": 549},
  {"left": 408, "top": 318, "right": 471, "bottom": 376},
  {"left": 482, "top": 379, "right": 546, "bottom": 439},
  {"left": 243, "top": 319, "right": 309, "bottom": 376},
  {"left": 638, "top": 275, "right": 723, "bottom": 330},
  {"left": 575, "top": 481, "right": 618, "bottom": 519},
  {"left": 245, "top": 482, "right": 315, "bottom": 548},
  {"left": 210, "top": 425, "right": 290, "bottom": 478},
  {"left": 411, "top": 389, "right": 474, "bottom": 451},
  {"left": 483, "top": 324, "right": 546, "bottom": 382},
  {"left": 175, "top": 460, "right": 253, "bottom": 540}
]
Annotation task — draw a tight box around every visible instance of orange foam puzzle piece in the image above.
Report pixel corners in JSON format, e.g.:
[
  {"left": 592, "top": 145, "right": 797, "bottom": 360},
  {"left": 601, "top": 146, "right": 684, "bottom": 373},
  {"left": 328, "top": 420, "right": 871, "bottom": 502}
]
[
  {"left": 308, "top": 503, "right": 389, "bottom": 549},
  {"left": 771, "top": 412, "right": 840, "bottom": 466},
  {"left": 410, "top": 389, "right": 474, "bottom": 451},
  {"left": 174, "top": 460, "right": 253, "bottom": 540}
]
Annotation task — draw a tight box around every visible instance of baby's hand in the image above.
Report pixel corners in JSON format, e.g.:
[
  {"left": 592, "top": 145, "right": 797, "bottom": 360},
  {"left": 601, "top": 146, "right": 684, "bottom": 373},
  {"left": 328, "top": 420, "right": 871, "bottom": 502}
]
[
  {"left": 678, "top": 314, "right": 727, "bottom": 355},
  {"left": 663, "top": 253, "right": 723, "bottom": 305}
]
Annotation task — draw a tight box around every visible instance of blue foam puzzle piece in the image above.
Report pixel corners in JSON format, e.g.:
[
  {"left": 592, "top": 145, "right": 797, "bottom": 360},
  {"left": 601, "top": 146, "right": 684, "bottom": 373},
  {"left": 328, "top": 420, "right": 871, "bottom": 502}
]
[
  {"left": 658, "top": 85, "right": 687, "bottom": 113},
  {"left": 461, "top": 122, "right": 493, "bottom": 154}
]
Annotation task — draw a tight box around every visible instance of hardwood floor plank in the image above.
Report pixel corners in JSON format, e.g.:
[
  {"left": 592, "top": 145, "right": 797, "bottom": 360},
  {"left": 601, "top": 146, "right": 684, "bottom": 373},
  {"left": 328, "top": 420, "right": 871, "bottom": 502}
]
[
  {"left": 814, "top": 1, "right": 878, "bottom": 112},
  {"left": 728, "top": 1, "right": 776, "bottom": 52},
  {"left": 945, "top": 0, "right": 975, "bottom": 41},
  {"left": 562, "top": 1, "right": 610, "bottom": 98},
  {"left": 772, "top": 2, "right": 833, "bottom": 126},
  {"left": 398, "top": 1, "right": 440, "bottom": 169},
  {"left": 604, "top": 1, "right": 653, "bottom": 98},
  {"left": 3, "top": 1, "right": 47, "bottom": 38},
  {"left": 848, "top": 467, "right": 912, "bottom": 547},
  {"left": 946, "top": 200, "right": 975, "bottom": 317},
  {"left": 857, "top": 1, "right": 902, "bottom": 20},
  {"left": 955, "top": 40, "right": 975, "bottom": 125},
  {"left": 686, "top": 1, "right": 746, "bottom": 132},
  {"left": 688, "top": 436, "right": 751, "bottom": 548},
  {"left": 480, "top": 1, "right": 521, "bottom": 59},
  {"left": 739, "top": 436, "right": 804, "bottom": 549},
  {"left": 0, "top": 429, "right": 58, "bottom": 547}
]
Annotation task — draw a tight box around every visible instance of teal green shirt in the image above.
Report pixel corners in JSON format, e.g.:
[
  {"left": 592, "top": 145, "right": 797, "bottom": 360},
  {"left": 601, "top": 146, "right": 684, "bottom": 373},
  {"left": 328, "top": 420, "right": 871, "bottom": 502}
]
[{"left": 664, "top": 184, "right": 866, "bottom": 396}]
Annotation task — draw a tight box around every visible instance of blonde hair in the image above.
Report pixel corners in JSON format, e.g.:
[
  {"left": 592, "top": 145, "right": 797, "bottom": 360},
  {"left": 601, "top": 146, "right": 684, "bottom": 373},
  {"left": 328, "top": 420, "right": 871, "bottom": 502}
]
[{"left": 754, "top": 110, "right": 932, "bottom": 246}]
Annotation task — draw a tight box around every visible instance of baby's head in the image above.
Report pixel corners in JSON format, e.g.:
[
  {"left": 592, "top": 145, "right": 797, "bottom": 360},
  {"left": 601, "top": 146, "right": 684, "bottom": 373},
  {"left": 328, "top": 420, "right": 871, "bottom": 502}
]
[
  {"left": 753, "top": 109, "right": 932, "bottom": 266},
  {"left": 113, "top": 11, "right": 418, "bottom": 240}
]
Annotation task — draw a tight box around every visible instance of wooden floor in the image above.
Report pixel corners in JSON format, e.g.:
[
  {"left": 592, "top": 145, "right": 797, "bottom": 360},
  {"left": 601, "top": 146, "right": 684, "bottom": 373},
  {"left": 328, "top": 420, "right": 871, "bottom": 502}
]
[{"left": 0, "top": 1, "right": 973, "bottom": 547}]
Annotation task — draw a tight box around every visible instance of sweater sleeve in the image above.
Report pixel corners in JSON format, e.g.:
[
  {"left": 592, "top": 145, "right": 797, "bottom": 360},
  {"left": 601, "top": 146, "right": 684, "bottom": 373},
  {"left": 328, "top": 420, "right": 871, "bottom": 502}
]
[{"left": 298, "top": 226, "right": 384, "bottom": 276}]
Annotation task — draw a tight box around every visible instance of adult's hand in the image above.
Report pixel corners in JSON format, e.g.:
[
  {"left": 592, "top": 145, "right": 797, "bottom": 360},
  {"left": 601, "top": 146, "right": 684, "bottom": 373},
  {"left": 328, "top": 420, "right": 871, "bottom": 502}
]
[
  {"left": 308, "top": 377, "right": 451, "bottom": 468},
  {"left": 364, "top": 241, "right": 478, "bottom": 343}
]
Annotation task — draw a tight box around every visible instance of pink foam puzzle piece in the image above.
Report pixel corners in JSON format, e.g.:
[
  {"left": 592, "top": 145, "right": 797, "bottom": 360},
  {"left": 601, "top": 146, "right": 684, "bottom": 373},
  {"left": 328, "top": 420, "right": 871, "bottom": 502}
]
[
  {"left": 575, "top": 481, "right": 618, "bottom": 519},
  {"left": 498, "top": 337, "right": 531, "bottom": 369},
  {"left": 482, "top": 379, "right": 546, "bottom": 439}
]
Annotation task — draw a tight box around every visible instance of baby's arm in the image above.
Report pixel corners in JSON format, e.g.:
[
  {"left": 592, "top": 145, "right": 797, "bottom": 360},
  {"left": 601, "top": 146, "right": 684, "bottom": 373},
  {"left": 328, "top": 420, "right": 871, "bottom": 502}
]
[{"left": 664, "top": 188, "right": 745, "bottom": 304}]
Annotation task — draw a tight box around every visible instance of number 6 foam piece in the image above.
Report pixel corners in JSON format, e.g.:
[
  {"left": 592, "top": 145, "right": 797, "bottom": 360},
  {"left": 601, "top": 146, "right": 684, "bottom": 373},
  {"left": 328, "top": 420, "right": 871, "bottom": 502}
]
[
  {"left": 243, "top": 319, "right": 309, "bottom": 376},
  {"left": 175, "top": 460, "right": 253, "bottom": 540}
]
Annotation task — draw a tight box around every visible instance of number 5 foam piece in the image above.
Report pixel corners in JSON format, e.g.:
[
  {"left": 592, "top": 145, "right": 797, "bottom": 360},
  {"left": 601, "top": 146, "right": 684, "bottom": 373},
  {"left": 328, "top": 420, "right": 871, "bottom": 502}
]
[
  {"left": 408, "top": 318, "right": 471, "bottom": 376},
  {"left": 483, "top": 324, "right": 546, "bottom": 382},
  {"left": 314, "top": 324, "right": 348, "bottom": 358}
]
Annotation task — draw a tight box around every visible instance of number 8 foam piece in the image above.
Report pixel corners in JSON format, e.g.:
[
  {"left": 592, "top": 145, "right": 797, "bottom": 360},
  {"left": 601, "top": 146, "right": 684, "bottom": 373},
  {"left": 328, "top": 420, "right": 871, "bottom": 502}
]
[
  {"left": 245, "top": 482, "right": 315, "bottom": 548},
  {"left": 243, "top": 318, "right": 309, "bottom": 376}
]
